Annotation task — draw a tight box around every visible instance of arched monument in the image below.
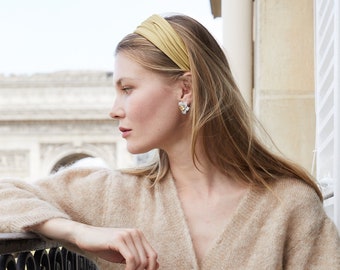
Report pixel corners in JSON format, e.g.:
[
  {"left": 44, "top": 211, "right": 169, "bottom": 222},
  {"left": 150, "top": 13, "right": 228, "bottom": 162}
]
[{"left": 0, "top": 71, "right": 134, "bottom": 180}]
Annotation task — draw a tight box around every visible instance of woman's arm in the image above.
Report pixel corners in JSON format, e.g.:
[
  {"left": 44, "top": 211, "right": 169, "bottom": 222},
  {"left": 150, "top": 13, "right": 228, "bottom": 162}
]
[
  {"left": 1, "top": 167, "right": 159, "bottom": 268},
  {"left": 284, "top": 217, "right": 340, "bottom": 268},
  {"left": 30, "top": 218, "right": 159, "bottom": 270},
  {"left": 0, "top": 167, "right": 111, "bottom": 232}
]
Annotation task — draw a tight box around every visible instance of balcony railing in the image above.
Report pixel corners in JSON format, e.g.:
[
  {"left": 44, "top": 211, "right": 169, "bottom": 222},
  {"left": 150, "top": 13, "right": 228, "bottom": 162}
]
[{"left": 0, "top": 232, "right": 97, "bottom": 270}]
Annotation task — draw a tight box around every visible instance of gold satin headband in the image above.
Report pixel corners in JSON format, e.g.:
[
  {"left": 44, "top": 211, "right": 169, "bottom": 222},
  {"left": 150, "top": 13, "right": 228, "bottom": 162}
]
[{"left": 134, "top": 14, "right": 190, "bottom": 71}]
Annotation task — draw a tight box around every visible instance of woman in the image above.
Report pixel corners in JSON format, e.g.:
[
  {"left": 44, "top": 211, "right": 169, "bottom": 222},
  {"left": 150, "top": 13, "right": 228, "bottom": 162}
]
[{"left": 0, "top": 14, "right": 339, "bottom": 269}]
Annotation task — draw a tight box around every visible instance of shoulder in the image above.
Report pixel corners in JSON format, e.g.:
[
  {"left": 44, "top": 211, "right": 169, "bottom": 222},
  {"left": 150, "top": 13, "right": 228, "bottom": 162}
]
[
  {"left": 267, "top": 178, "right": 326, "bottom": 223},
  {"left": 270, "top": 178, "right": 321, "bottom": 203},
  {"left": 95, "top": 168, "right": 156, "bottom": 197},
  {"left": 37, "top": 166, "right": 113, "bottom": 185},
  {"left": 247, "top": 178, "right": 323, "bottom": 219},
  {"left": 267, "top": 179, "right": 340, "bottom": 264},
  {"left": 35, "top": 166, "right": 148, "bottom": 192},
  {"left": 272, "top": 178, "right": 321, "bottom": 204},
  {"left": 250, "top": 178, "right": 335, "bottom": 243}
]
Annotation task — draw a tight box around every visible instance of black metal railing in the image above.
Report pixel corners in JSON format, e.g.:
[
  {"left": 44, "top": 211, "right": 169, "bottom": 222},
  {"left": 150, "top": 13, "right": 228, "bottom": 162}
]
[{"left": 0, "top": 233, "right": 97, "bottom": 270}]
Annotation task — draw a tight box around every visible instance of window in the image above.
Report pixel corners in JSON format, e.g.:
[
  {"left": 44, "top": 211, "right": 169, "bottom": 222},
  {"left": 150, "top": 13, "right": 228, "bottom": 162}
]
[{"left": 314, "top": 0, "right": 340, "bottom": 229}]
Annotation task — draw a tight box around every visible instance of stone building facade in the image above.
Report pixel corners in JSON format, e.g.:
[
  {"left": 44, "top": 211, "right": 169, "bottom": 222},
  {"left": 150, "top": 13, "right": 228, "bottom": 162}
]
[{"left": 0, "top": 71, "right": 134, "bottom": 180}]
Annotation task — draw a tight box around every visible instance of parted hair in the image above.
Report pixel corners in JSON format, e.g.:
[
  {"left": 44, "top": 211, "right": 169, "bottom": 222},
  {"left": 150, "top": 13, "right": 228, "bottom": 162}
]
[{"left": 115, "top": 14, "right": 323, "bottom": 200}]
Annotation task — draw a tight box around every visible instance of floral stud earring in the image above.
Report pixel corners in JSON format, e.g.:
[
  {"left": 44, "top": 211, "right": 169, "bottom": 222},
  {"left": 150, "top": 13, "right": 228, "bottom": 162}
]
[{"left": 178, "top": 101, "right": 190, "bottom": 115}]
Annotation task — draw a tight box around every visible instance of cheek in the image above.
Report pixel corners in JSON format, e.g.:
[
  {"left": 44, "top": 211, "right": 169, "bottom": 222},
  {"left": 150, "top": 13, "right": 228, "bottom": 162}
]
[
  {"left": 127, "top": 97, "right": 155, "bottom": 121},
  {"left": 127, "top": 89, "right": 178, "bottom": 121}
]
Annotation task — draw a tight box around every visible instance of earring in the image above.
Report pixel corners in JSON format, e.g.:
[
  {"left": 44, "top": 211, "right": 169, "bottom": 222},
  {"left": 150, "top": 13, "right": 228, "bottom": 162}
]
[{"left": 178, "top": 101, "right": 190, "bottom": 115}]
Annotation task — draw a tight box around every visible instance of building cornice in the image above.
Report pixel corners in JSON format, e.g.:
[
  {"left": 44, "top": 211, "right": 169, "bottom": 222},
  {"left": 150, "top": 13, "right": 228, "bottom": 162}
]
[{"left": 0, "top": 71, "right": 113, "bottom": 88}]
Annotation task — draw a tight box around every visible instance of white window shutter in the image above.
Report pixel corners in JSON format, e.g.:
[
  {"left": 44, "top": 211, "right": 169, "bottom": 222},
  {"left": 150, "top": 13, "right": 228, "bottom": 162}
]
[{"left": 314, "top": 0, "right": 340, "bottom": 229}]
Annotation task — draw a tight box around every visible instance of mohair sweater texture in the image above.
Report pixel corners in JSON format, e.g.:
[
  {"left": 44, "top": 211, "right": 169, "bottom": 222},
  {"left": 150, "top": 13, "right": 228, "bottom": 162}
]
[{"left": 0, "top": 167, "right": 339, "bottom": 269}]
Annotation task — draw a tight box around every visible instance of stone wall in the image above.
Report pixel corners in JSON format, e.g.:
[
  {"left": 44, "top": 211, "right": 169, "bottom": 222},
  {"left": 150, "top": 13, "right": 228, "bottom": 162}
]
[{"left": 253, "top": 0, "right": 315, "bottom": 172}]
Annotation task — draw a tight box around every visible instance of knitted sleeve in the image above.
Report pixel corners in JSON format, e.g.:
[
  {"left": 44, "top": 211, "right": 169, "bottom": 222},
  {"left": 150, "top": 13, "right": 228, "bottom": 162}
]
[
  {"left": 0, "top": 167, "right": 113, "bottom": 232},
  {"left": 283, "top": 186, "right": 340, "bottom": 269}
]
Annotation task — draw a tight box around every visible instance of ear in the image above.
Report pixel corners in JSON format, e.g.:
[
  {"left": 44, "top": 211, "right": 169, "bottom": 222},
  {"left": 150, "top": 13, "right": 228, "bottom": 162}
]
[{"left": 178, "top": 72, "right": 192, "bottom": 104}]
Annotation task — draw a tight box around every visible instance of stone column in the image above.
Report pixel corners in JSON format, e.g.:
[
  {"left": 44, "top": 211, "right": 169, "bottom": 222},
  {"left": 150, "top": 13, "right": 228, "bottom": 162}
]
[{"left": 222, "top": 0, "right": 253, "bottom": 106}]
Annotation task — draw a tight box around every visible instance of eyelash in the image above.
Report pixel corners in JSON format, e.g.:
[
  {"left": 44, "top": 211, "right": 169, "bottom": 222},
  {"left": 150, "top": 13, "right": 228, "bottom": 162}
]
[{"left": 121, "top": 86, "right": 132, "bottom": 93}]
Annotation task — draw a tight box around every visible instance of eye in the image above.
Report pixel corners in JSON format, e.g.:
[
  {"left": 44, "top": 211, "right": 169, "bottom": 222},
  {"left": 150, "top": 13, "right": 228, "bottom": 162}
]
[{"left": 121, "top": 86, "right": 132, "bottom": 94}]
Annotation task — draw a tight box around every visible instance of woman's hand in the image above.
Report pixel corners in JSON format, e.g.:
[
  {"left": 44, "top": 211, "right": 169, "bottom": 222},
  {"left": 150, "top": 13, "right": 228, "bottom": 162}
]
[
  {"left": 29, "top": 218, "right": 159, "bottom": 270},
  {"left": 75, "top": 225, "right": 159, "bottom": 270}
]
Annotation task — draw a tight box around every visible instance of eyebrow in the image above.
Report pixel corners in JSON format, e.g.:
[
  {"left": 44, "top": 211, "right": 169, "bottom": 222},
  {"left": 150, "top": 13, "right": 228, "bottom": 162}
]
[
  {"left": 115, "top": 77, "right": 140, "bottom": 87},
  {"left": 114, "top": 77, "right": 128, "bottom": 87}
]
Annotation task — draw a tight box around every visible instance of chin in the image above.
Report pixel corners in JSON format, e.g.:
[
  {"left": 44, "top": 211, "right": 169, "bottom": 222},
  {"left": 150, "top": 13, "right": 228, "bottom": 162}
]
[{"left": 127, "top": 144, "right": 153, "bottom": 155}]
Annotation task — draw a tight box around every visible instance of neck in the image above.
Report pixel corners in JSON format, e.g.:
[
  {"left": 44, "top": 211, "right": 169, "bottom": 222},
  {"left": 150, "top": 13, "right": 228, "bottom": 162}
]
[
  {"left": 162, "top": 131, "right": 247, "bottom": 194},
  {"left": 166, "top": 145, "right": 234, "bottom": 193}
]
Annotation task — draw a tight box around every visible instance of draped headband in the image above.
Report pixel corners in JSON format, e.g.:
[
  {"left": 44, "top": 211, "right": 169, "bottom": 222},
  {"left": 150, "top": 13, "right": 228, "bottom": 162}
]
[{"left": 134, "top": 14, "right": 190, "bottom": 71}]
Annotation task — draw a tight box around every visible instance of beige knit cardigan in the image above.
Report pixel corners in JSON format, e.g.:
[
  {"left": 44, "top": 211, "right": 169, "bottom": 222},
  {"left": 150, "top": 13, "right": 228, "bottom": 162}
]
[{"left": 0, "top": 167, "right": 339, "bottom": 269}]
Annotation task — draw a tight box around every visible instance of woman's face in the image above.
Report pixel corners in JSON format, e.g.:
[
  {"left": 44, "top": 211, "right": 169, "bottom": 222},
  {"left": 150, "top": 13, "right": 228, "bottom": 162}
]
[{"left": 110, "top": 52, "right": 188, "bottom": 154}]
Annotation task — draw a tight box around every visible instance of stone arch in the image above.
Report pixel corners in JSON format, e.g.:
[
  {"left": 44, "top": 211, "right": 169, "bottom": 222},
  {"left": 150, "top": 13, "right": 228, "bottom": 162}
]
[
  {"left": 50, "top": 153, "right": 92, "bottom": 173},
  {"left": 41, "top": 143, "right": 115, "bottom": 176}
]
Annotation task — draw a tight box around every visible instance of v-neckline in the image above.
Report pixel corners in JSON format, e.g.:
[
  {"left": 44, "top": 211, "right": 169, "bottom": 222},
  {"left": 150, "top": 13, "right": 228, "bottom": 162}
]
[
  {"left": 161, "top": 174, "right": 200, "bottom": 269},
  {"left": 165, "top": 174, "right": 255, "bottom": 268}
]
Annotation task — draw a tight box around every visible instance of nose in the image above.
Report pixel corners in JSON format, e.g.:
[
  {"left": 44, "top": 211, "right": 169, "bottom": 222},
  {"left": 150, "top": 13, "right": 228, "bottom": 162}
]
[{"left": 109, "top": 98, "right": 125, "bottom": 119}]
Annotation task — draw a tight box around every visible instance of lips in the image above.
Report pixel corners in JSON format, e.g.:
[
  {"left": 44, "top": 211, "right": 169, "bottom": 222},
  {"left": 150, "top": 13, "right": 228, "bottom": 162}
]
[{"left": 119, "top": 127, "right": 132, "bottom": 138}]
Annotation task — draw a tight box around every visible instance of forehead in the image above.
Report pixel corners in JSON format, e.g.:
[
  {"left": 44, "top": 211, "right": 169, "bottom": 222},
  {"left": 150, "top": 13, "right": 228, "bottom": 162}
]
[
  {"left": 113, "top": 53, "right": 145, "bottom": 81},
  {"left": 113, "top": 52, "right": 173, "bottom": 86},
  {"left": 114, "top": 53, "right": 142, "bottom": 73}
]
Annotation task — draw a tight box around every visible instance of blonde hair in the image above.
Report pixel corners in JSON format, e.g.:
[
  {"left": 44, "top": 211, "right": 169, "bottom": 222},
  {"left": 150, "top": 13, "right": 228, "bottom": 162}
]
[{"left": 115, "top": 15, "right": 323, "bottom": 200}]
